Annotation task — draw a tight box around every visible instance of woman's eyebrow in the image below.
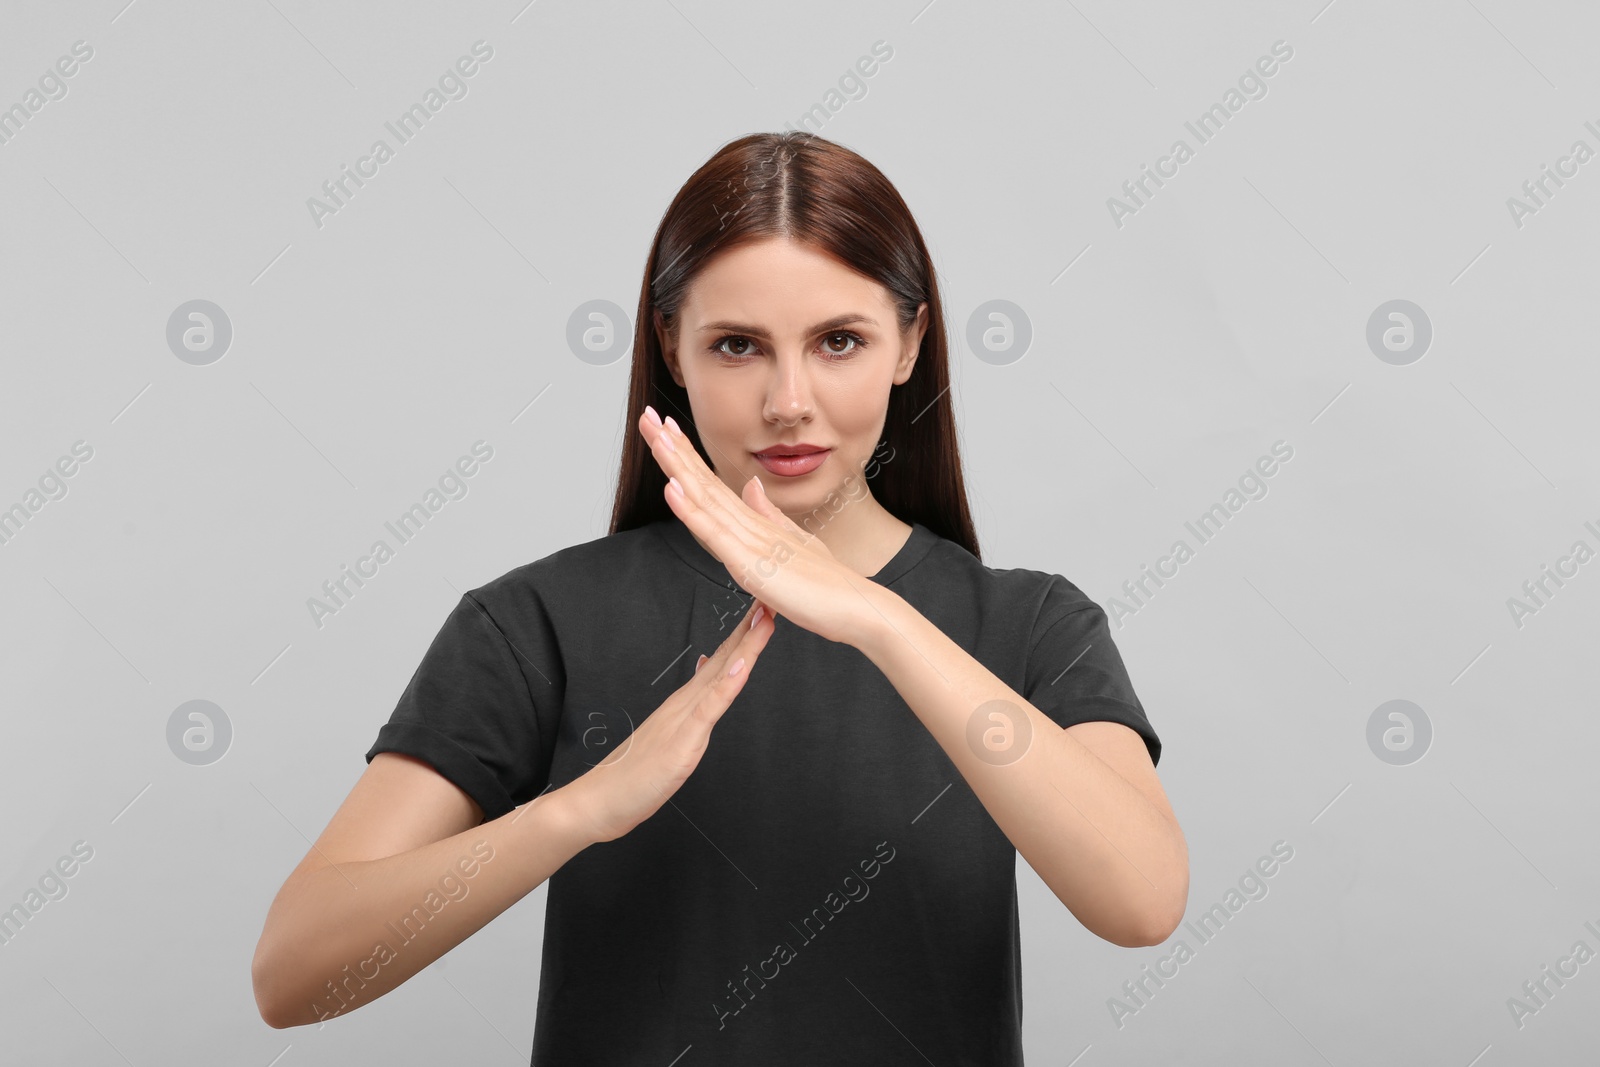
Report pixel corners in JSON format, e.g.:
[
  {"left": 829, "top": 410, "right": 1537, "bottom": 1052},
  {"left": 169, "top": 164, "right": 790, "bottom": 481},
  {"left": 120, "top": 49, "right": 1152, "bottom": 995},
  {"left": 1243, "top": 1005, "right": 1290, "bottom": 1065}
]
[{"left": 695, "top": 313, "right": 879, "bottom": 339}]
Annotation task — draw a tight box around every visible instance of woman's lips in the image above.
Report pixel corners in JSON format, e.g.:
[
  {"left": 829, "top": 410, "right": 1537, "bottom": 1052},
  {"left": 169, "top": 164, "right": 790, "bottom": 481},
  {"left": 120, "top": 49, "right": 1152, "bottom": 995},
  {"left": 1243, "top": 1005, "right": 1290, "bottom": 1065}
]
[{"left": 753, "top": 449, "right": 830, "bottom": 477}]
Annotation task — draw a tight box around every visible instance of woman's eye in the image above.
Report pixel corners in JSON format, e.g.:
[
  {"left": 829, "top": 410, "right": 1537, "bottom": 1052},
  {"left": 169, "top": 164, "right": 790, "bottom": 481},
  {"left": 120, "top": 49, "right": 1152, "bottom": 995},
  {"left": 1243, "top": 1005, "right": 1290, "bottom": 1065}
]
[
  {"left": 709, "top": 331, "right": 869, "bottom": 360},
  {"left": 823, "top": 332, "right": 859, "bottom": 355},
  {"left": 712, "top": 336, "right": 754, "bottom": 357}
]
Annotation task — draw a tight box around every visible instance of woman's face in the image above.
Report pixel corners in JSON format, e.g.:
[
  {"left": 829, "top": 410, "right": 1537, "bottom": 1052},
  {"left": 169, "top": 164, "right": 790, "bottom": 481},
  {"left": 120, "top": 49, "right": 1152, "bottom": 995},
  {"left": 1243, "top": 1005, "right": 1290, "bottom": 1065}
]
[{"left": 658, "top": 237, "right": 927, "bottom": 521}]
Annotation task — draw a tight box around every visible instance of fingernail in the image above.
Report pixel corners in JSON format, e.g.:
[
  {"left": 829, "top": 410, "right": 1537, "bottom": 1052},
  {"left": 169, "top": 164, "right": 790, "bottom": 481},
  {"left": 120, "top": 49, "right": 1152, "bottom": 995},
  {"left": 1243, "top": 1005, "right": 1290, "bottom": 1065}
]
[
  {"left": 727, "top": 656, "right": 746, "bottom": 678},
  {"left": 658, "top": 428, "right": 677, "bottom": 452},
  {"left": 749, "top": 605, "right": 764, "bottom": 630},
  {"left": 644, "top": 405, "right": 662, "bottom": 426},
  {"left": 697, "top": 654, "right": 707, "bottom": 669},
  {"left": 667, "top": 475, "right": 682, "bottom": 495}
]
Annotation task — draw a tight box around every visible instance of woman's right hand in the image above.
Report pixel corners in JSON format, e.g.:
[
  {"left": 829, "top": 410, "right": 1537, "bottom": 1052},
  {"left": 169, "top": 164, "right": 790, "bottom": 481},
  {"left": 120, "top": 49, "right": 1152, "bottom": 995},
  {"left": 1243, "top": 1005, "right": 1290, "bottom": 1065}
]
[{"left": 563, "top": 598, "right": 777, "bottom": 844}]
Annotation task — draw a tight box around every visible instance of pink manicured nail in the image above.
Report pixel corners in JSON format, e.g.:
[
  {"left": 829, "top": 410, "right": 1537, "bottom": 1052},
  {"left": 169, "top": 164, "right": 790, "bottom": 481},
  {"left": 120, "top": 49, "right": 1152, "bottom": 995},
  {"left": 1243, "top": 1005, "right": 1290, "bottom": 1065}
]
[
  {"left": 749, "top": 605, "right": 765, "bottom": 630},
  {"left": 658, "top": 427, "right": 677, "bottom": 452},
  {"left": 727, "top": 657, "right": 746, "bottom": 678},
  {"left": 644, "top": 405, "right": 662, "bottom": 426},
  {"left": 667, "top": 476, "right": 682, "bottom": 495},
  {"left": 664, "top": 415, "right": 680, "bottom": 435}
]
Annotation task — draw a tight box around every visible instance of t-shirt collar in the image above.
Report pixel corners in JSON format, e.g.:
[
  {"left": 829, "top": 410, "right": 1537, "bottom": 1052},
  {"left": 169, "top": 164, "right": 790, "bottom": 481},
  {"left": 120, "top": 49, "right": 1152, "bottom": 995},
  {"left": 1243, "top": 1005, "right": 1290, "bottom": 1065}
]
[{"left": 652, "top": 515, "right": 937, "bottom": 588}]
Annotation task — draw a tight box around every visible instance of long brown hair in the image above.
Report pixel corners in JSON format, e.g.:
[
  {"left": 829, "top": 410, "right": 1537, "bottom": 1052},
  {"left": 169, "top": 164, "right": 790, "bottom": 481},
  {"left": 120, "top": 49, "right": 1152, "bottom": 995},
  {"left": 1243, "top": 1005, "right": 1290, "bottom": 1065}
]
[{"left": 607, "top": 131, "right": 980, "bottom": 561}]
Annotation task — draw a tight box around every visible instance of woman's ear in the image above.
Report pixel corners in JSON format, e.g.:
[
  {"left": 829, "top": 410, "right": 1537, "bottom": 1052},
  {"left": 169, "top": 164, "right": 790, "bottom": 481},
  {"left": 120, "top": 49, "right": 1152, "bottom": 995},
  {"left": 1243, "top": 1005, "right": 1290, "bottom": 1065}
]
[
  {"left": 655, "top": 309, "right": 685, "bottom": 388},
  {"left": 894, "top": 302, "right": 928, "bottom": 385}
]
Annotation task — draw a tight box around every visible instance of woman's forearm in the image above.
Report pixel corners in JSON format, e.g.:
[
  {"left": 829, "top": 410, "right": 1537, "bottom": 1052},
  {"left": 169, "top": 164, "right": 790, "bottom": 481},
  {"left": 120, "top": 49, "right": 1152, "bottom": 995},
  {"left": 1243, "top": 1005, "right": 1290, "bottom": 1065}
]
[
  {"left": 252, "top": 788, "right": 593, "bottom": 1028},
  {"left": 852, "top": 585, "right": 1187, "bottom": 946}
]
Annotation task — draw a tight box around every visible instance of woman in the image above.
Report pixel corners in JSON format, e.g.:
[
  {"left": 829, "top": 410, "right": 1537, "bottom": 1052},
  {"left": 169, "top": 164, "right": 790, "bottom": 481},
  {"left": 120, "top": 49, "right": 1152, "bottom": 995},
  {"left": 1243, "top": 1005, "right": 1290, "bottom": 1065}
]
[{"left": 252, "top": 131, "right": 1187, "bottom": 1063}]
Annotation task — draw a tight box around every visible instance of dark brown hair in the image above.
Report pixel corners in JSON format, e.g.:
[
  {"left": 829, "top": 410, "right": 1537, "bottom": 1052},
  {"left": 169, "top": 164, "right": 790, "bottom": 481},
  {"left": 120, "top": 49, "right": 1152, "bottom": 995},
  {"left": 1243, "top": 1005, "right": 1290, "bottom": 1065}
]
[{"left": 608, "top": 131, "right": 980, "bottom": 561}]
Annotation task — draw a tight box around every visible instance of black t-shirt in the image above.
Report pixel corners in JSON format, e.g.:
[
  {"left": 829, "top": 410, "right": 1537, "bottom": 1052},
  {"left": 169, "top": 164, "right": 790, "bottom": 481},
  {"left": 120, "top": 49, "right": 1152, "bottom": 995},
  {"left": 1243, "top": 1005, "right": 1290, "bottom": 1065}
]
[{"left": 365, "top": 516, "right": 1160, "bottom": 1065}]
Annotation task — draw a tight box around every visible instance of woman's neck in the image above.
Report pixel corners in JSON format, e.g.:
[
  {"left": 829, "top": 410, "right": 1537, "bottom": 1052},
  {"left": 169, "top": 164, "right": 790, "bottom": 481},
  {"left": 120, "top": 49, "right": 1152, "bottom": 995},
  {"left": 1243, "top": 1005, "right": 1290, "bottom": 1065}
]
[
  {"left": 786, "top": 494, "right": 911, "bottom": 578},
  {"left": 677, "top": 482, "right": 910, "bottom": 580}
]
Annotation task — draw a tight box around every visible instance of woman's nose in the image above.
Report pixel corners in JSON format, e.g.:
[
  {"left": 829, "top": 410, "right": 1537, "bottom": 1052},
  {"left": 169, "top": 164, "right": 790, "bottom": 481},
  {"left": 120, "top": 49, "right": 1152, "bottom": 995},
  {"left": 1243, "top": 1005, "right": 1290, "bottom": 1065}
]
[{"left": 764, "top": 354, "right": 815, "bottom": 422}]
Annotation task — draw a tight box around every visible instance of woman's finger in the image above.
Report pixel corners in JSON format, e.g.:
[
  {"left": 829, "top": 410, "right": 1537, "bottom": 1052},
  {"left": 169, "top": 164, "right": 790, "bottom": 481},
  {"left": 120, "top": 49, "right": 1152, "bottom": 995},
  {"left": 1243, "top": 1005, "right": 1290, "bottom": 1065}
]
[
  {"left": 685, "top": 604, "right": 776, "bottom": 729},
  {"left": 691, "top": 599, "right": 767, "bottom": 681},
  {"left": 646, "top": 410, "right": 765, "bottom": 544},
  {"left": 670, "top": 598, "right": 769, "bottom": 724}
]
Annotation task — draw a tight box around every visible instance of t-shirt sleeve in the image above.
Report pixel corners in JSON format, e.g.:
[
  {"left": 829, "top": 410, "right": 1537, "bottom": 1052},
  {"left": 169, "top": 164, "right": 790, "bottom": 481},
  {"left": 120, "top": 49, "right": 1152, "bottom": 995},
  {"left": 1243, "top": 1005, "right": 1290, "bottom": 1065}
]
[
  {"left": 365, "top": 590, "right": 557, "bottom": 823},
  {"left": 1024, "top": 582, "right": 1161, "bottom": 767}
]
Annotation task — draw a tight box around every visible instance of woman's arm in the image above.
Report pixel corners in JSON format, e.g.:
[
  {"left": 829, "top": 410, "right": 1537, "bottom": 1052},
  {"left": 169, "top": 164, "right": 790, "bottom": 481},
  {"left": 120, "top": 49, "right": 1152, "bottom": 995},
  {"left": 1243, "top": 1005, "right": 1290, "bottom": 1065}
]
[
  {"left": 253, "top": 599, "right": 774, "bottom": 1027},
  {"left": 251, "top": 753, "right": 593, "bottom": 1028},
  {"left": 848, "top": 588, "right": 1188, "bottom": 949},
  {"left": 630, "top": 411, "right": 1187, "bottom": 943}
]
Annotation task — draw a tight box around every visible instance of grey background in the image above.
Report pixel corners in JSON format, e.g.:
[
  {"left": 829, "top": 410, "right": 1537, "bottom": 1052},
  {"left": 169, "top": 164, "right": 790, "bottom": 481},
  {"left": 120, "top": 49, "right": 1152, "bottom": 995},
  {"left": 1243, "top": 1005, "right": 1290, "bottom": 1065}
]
[{"left": 2, "top": 0, "right": 1597, "bottom": 1063}]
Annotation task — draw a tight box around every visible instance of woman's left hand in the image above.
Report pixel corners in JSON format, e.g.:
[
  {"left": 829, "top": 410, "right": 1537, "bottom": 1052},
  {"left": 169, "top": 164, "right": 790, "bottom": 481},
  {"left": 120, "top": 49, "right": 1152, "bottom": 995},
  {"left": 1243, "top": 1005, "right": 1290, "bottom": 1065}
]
[{"left": 639, "top": 406, "right": 879, "bottom": 648}]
